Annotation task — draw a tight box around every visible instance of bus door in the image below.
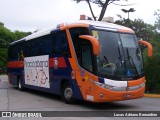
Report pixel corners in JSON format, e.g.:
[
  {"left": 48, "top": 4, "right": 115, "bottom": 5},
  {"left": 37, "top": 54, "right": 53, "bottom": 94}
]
[{"left": 80, "top": 41, "right": 95, "bottom": 102}]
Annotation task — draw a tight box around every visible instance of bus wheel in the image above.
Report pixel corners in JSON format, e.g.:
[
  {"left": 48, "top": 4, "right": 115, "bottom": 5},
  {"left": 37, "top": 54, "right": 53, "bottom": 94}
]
[
  {"left": 61, "top": 82, "right": 75, "bottom": 104},
  {"left": 18, "top": 78, "right": 24, "bottom": 91}
]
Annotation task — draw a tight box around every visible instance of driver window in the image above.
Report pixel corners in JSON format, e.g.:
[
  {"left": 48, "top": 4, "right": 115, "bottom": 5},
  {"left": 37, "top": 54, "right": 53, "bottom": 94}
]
[{"left": 81, "top": 42, "right": 93, "bottom": 72}]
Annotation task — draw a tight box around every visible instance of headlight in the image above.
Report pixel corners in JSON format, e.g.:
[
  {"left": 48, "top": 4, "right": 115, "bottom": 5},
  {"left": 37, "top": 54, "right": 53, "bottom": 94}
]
[{"left": 90, "top": 79, "right": 113, "bottom": 89}]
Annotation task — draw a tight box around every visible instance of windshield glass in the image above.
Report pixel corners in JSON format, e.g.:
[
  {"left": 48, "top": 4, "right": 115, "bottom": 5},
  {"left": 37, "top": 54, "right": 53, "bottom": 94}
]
[{"left": 92, "top": 30, "right": 144, "bottom": 80}]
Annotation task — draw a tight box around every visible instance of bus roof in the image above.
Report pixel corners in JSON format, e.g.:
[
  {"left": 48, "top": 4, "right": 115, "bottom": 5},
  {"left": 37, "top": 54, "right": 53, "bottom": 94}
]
[
  {"left": 67, "top": 20, "right": 134, "bottom": 33},
  {"left": 10, "top": 20, "right": 134, "bottom": 45}
]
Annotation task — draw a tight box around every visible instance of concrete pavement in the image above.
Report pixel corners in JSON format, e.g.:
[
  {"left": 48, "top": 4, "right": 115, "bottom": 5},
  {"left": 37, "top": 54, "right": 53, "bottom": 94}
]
[{"left": 1, "top": 74, "right": 160, "bottom": 99}]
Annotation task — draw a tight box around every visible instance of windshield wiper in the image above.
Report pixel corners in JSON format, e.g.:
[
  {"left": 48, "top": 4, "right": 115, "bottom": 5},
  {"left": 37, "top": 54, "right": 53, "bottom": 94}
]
[
  {"left": 118, "top": 47, "right": 123, "bottom": 66},
  {"left": 126, "top": 48, "right": 139, "bottom": 76},
  {"left": 118, "top": 47, "right": 127, "bottom": 75},
  {"left": 103, "top": 56, "right": 109, "bottom": 64}
]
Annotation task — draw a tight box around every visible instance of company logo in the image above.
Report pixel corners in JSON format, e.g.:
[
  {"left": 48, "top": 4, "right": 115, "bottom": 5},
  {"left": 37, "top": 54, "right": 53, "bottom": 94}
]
[
  {"left": 123, "top": 93, "right": 131, "bottom": 99},
  {"left": 1, "top": 112, "right": 42, "bottom": 117},
  {"left": 2, "top": 112, "right": 11, "bottom": 117},
  {"left": 25, "top": 60, "right": 48, "bottom": 68},
  {"left": 54, "top": 58, "right": 58, "bottom": 68}
]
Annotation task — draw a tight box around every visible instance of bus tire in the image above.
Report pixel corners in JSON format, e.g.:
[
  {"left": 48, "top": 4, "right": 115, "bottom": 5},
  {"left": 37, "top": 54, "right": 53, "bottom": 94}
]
[
  {"left": 61, "top": 82, "right": 75, "bottom": 104},
  {"left": 18, "top": 77, "right": 24, "bottom": 91}
]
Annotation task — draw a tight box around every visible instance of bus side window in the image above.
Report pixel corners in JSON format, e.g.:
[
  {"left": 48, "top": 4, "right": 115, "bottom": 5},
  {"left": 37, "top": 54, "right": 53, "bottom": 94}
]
[
  {"left": 28, "top": 34, "right": 52, "bottom": 56},
  {"left": 53, "top": 31, "right": 71, "bottom": 57},
  {"left": 8, "top": 45, "right": 14, "bottom": 59},
  {"left": 69, "top": 27, "right": 89, "bottom": 64},
  {"left": 39, "top": 35, "right": 53, "bottom": 55},
  {"left": 25, "top": 41, "right": 32, "bottom": 57},
  {"left": 11, "top": 44, "right": 19, "bottom": 60},
  {"left": 45, "top": 34, "right": 53, "bottom": 55},
  {"left": 32, "top": 39, "right": 39, "bottom": 56},
  {"left": 62, "top": 32, "right": 71, "bottom": 57}
]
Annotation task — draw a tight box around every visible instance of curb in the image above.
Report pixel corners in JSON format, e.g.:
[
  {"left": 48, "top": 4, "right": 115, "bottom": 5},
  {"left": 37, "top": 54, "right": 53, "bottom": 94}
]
[{"left": 144, "top": 94, "right": 160, "bottom": 98}]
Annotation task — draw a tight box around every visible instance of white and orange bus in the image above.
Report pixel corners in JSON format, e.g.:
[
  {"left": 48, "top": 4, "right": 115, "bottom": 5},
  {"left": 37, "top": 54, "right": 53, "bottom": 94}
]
[{"left": 8, "top": 20, "right": 152, "bottom": 103}]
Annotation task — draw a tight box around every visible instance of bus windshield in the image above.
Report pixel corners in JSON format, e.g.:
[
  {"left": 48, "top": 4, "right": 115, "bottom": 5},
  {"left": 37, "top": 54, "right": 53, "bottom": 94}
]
[{"left": 92, "top": 30, "right": 144, "bottom": 80}]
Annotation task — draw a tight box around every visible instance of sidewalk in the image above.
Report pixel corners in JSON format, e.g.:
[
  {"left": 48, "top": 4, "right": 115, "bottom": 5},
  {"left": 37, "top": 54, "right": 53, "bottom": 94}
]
[{"left": 144, "top": 94, "right": 160, "bottom": 98}]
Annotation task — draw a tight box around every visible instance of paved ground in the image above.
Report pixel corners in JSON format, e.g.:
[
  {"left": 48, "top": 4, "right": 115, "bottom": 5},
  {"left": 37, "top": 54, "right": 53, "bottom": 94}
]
[{"left": 0, "top": 75, "right": 160, "bottom": 120}]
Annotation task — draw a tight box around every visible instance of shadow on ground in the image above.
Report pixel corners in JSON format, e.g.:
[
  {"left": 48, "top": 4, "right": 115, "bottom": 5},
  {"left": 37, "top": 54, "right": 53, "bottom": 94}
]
[{"left": 12, "top": 87, "right": 136, "bottom": 111}]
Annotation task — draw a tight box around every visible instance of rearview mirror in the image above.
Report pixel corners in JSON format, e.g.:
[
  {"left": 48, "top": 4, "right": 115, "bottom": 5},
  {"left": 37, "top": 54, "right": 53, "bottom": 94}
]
[
  {"left": 79, "top": 35, "right": 100, "bottom": 55},
  {"left": 138, "top": 40, "right": 152, "bottom": 57}
]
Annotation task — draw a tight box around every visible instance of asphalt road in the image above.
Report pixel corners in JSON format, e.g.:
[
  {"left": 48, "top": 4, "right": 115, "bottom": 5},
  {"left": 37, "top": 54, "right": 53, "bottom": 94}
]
[{"left": 0, "top": 75, "right": 160, "bottom": 120}]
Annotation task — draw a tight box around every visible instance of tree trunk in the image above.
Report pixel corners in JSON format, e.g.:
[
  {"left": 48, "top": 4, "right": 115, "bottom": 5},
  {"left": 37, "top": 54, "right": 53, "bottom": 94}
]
[
  {"left": 86, "top": 0, "right": 96, "bottom": 21},
  {"left": 98, "top": 0, "right": 110, "bottom": 21}
]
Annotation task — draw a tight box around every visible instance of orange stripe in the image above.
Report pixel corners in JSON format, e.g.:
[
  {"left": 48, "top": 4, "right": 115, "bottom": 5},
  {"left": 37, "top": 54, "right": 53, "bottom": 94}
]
[
  {"left": 128, "top": 77, "right": 145, "bottom": 87},
  {"left": 60, "top": 23, "right": 89, "bottom": 30},
  {"left": 65, "top": 27, "right": 82, "bottom": 86},
  {"left": 8, "top": 58, "right": 67, "bottom": 68},
  {"left": 8, "top": 61, "right": 24, "bottom": 68}
]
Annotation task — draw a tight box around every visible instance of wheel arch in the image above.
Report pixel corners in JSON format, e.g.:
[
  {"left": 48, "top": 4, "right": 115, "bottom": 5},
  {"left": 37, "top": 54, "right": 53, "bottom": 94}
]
[
  {"left": 60, "top": 78, "right": 83, "bottom": 101},
  {"left": 60, "top": 79, "right": 72, "bottom": 92}
]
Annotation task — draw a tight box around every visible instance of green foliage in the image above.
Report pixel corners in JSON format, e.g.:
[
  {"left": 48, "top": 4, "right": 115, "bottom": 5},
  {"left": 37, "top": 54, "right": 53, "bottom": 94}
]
[
  {"left": 0, "top": 22, "right": 4, "bottom": 26},
  {"left": 0, "top": 25, "right": 31, "bottom": 48},
  {"left": 154, "top": 9, "right": 160, "bottom": 30},
  {"left": 0, "top": 26, "right": 16, "bottom": 47},
  {"left": 13, "top": 30, "right": 31, "bottom": 40},
  {"left": 0, "top": 48, "right": 8, "bottom": 74},
  {"left": 143, "top": 34, "right": 160, "bottom": 93},
  {"left": 115, "top": 19, "right": 155, "bottom": 40}
]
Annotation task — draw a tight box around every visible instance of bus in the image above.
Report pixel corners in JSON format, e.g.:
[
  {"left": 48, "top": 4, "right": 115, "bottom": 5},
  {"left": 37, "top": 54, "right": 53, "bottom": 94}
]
[{"left": 7, "top": 20, "right": 152, "bottom": 104}]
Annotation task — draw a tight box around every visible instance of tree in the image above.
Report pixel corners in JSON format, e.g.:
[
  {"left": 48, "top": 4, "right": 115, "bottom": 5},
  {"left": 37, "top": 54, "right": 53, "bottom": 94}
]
[
  {"left": 0, "top": 25, "right": 31, "bottom": 48},
  {"left": 74, "top": 0, "right": 130, "bottom": 21},
  {"left": 0, "top": 48, "right": 8, "bottom": 74},
  {"left": 115, "top": 19, "right": 155, "bottom": 40},
  {"left": 143, "top": 33, "right": 160, "bottom": 93},
  {"left": 154, "top": 9, "right": 160, "bottom": 30},
  {"left": 0, "top": 26, "right": 16, "bottom": 47},
  {"left": 14, "top": 30, "right": 31, "bottom": 40},
  {"left": 0, "top": 24, "right": 31, "bottom": 74},
  {"left": 121, "top": 8, "right": 135, "bottom": 20},
  {"left": 0, "top": 21, "right": 4, "bottom": 26}
]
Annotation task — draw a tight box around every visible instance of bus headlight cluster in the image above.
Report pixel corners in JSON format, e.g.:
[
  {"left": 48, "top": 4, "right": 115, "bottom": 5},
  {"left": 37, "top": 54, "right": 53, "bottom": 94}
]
[
  {"left": 90, "top": 79, "right": 113, "bottom": 89},
  {"left": 90, "top": 79, "right": 145, "bottom": 91}
]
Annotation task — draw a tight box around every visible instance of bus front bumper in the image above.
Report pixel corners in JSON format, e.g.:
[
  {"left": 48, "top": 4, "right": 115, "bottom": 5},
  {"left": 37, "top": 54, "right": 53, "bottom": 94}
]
[
  {"left": 93, "top": 84, "right": 145, "bottom": 102},
  {"left": 94, "top": 84, "right": 145, "bottom": 102}
]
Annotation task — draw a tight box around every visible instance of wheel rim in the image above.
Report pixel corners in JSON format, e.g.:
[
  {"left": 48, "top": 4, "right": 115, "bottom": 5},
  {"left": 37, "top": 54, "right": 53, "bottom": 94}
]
[{"left": 64, "top": 87, "right": 73, "bottom": 100}]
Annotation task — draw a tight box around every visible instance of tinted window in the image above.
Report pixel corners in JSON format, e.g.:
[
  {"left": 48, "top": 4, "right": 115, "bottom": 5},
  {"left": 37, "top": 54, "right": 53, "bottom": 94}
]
[
  {"left": 34, "top": 34, "right": 52, "bottom": 56},
  {"left": 9, "top": 31, "right": 71, "bottom": 59},
  {"left": 53, "top": 30, "right": 71, "bottom": 57},
  {"left": 69, "top": 27, "right": 89, "bottom": 63},
  {"left": 92, "top": 30, "right": 144, "bottom": 80},
  {"left": 120, "top": 34, "right": 137, "bottom": 48},
  {"left": 81, "top": 41, "right": 93, "bottom": 72},
  {"left": 9, "top": 34, "right": 53, "bottom": 59},
  {"left": 9, "top": 41, "right": 25, "bottom": 60}
]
